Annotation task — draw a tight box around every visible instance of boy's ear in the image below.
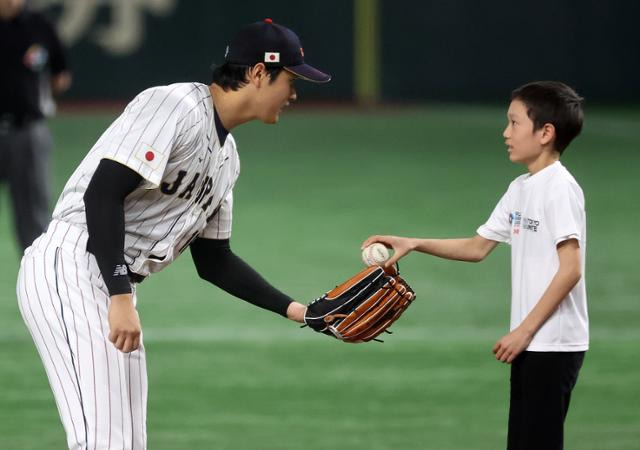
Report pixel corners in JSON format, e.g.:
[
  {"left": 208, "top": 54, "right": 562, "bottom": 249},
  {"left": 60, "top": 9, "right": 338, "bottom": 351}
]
[{"left": 539, "top": 123, "right": 556, "bottom": 146}]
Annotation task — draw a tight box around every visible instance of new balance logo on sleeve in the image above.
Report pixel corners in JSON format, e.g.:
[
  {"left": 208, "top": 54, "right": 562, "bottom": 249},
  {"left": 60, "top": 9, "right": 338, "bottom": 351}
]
[{"left": 113, "top": 264, "right": 128, "bottom": 276}]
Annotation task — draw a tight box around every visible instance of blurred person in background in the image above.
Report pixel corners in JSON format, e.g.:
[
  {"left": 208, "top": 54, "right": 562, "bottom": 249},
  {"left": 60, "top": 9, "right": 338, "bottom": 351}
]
[{"left": 0, "top": 0, "right": 71, "bottom": 252}]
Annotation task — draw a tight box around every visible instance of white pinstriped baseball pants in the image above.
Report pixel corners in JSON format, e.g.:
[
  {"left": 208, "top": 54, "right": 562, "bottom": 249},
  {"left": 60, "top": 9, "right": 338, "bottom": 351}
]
[{"left": 17, "top": 220, "right": 147, "bottom": 450}]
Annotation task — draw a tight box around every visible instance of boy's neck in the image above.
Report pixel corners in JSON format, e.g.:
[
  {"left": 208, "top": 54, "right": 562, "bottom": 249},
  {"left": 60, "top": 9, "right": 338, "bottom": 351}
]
[{"left": 527, "top": 150, "right": 560, "bottom": 175}]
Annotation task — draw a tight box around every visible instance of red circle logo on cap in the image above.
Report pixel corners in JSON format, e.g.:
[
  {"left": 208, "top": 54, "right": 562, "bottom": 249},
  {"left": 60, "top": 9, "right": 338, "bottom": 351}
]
[
  {"left": 264, "top": 18, "right": 273, "bottom": 24},
  {"left": 145, "top": 151, "right": 155, "bottom": 161},
  {"left": 269, "top": 54, "right": 276, "bottom": 61}
]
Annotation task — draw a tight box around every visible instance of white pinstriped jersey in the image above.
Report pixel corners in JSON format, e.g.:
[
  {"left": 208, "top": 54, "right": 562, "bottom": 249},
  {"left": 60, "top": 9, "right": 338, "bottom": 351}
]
[{"left": 52, "top": 82, "right": 240, "bottom": 277}]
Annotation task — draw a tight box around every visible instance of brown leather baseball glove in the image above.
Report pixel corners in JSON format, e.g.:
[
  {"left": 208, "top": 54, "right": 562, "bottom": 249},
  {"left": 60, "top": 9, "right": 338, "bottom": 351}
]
[{"left": 304, "top": 265, "right": 416, "bottom": 342}]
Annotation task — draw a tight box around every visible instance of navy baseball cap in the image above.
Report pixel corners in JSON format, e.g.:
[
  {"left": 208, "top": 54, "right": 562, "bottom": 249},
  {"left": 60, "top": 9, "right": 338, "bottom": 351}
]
[{"left": 224, "top": 18, "right": 331, "bottom": 83}]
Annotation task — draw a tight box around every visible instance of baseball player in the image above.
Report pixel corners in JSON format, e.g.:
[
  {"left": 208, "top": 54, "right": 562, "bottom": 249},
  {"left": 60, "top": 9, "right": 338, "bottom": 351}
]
[{"left": 16, "top": 18, "right": 330, "bottom": 450}]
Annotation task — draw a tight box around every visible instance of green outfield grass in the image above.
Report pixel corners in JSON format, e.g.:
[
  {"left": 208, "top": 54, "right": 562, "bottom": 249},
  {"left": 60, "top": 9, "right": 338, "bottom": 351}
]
[{"left": 1, "top": 106, "right": 638, "bottom": 449}]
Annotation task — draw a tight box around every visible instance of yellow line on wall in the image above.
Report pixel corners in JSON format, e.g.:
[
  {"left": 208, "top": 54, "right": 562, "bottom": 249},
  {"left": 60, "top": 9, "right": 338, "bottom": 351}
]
[{"left": 354, "top": 0, "right": 380, "bottom": 104}]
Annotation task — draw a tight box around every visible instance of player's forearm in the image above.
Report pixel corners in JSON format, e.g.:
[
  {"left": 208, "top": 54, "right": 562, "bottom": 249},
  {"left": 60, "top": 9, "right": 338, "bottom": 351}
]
[
  {"left": 191, "top": 238, "right": 293, "bottom": 317},
  {"left": 412, "top": 235, "right": 495, "bottom": 262},
  {"left": 85, "top": 201, "right": 130, "bottom": 294},
  {"left": 84, "top": 160, "right": 143, "bottom": 295},
  {"left": 85, "top": 182, "right": 131, "bottom": 295}
]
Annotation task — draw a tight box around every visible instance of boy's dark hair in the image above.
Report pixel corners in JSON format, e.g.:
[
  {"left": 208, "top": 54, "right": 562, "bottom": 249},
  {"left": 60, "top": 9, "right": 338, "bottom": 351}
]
[
  {"left": 511, "top": 81, "right": 584, "bottom": 154},
  {"left": 211, "top": 62, "right": 284, "bottom": 91}
]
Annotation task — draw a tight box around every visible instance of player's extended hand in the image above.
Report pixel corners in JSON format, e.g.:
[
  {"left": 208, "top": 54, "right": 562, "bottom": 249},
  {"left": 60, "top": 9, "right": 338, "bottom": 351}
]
[
  {"left": 361, "top": 235, "right": 416, "bottom": 268},
  {"left": 108, "top": 294, "right": 142, "bottom": 353},
  {"left": 492, "top": 327, "right": 533, "bottom": 364}
]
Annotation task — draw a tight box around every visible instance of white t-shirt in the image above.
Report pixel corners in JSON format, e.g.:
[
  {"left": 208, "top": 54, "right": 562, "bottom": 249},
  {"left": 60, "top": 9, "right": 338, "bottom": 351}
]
[
  {"left": 477, "top": 161, "right": 588, "bottom": 351},
  {"left": 53, "top": 82, "right": 240, "bottom": 277}
]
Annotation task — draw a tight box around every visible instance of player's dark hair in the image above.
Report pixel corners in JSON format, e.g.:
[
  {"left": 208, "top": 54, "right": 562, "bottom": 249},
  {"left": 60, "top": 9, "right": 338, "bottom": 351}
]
[
  {"left": 211, "top": 62, "right": 284, "bottom": 91},
  {"left": 511, "top": 81, "right": 584, "bottom": 154}
]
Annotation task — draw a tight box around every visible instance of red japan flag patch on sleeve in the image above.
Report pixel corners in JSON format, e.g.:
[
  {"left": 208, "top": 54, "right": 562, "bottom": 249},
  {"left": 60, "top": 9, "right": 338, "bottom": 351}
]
[{"left": 134, "top": 142, "right": 166, "bottom": 171}]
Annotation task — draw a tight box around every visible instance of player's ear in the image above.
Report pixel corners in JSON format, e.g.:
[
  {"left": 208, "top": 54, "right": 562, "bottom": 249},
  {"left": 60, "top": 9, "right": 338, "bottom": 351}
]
[
  {"left": 539, "top": 123, "right": 555, "bottom": 146},
  {"left": 248, "top": 63, "right": 267, "bottom": 87}
]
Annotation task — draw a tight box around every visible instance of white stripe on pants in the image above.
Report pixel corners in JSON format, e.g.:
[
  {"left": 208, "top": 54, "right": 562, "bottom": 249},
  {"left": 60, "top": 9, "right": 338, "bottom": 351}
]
[{"left": 17, "top": 220, "right": 147, "bottom": 450}]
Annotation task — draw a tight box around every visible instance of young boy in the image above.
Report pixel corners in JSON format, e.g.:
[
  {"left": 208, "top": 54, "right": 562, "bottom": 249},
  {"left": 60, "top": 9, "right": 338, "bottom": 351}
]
[{"left": 362, "top": 81, "right": 588, "bottom": 450}]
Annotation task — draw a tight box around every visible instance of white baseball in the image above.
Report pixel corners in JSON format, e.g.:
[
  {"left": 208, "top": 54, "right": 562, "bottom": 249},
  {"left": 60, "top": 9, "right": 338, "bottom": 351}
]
[{"left": 362, "top": 243, "right": 390, "bottom": 266}]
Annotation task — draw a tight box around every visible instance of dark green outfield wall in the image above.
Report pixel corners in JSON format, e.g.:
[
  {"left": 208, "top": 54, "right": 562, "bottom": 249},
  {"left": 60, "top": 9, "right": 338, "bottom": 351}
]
[
  {"left": 380, "top": 1, "right": 640, "bottom": 102},
  {"left": 37, "top": 0, "right": 639, "bottom": 102},
  {"left": 39, "top": 0, "right": 351, "bottom": 101}
]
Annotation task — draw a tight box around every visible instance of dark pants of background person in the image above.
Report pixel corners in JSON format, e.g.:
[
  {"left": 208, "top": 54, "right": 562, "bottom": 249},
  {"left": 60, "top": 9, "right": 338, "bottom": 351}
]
[
  {"left": 0, "top": 117, "right": 52, "bottom": 252},
  {"left": 507, "top": 351, "right": 585, "bottom": 450}
]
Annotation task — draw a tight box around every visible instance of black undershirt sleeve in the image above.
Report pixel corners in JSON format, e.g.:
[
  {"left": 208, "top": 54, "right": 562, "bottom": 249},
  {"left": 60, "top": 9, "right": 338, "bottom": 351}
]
[
  {"left": 190, "top": 238, "right": 293, "bottom": 317},
  {"left": 84, "top": 159, "right": 143, "bottom": 296}
]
